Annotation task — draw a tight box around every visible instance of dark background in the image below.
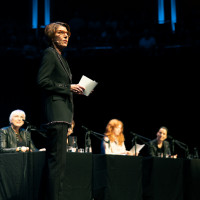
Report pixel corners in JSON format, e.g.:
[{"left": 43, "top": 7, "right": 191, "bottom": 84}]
[{"left": 0, "top": 0, "right": 199, "bottom": 156}]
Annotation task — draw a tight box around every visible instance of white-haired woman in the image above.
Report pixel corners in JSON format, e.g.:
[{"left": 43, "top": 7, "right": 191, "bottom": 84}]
[{"left": 0, "top": 109, "right": 37, "bottom": 153}]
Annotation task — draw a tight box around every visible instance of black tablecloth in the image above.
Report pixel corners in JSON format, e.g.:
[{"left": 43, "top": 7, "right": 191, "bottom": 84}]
[
  {"left": 0, "top": 153, "right": 200, "bottom": 200},
  {"left": 0, "top": 153, "right": 27, "bottom": 200},
  {"left": 93, "top": 155, "right": 143, "bottom": 200},
  {"left": 142, "top": 157, "right": 184, "bottom": 200},
  {"left": 63, "top": 153, "right": 93, "bottom": 200},
  {"left": 184, "top": 159, "right": 200, "bottom": 200}
]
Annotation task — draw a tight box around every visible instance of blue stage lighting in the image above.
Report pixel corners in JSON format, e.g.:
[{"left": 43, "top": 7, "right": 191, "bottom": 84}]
[
  {"left": 44, "top": 0, "right": 50, "bottom": 26},
  {"left": 171, "top": 0, "right": 177, "bottom": 32},
  {"left": 32, "top": 0, "right": 38, "bottom": 29},
  {"left": 158, "top": 0, "right": 165, "bottom": 24}
]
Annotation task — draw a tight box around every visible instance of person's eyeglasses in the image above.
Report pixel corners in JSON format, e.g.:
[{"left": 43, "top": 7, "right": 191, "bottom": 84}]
[{"left": 56, "top": 30, "right": 71, "bottom": 37}]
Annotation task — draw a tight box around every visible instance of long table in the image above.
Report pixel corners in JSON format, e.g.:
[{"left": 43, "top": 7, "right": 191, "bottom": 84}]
[{"left": 0, "top": 152, "right": 200, "bottom": 200}]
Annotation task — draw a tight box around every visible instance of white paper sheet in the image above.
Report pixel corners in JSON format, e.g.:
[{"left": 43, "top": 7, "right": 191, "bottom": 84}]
[
  {"left": 78, "top": 75, "right": 98, "bottom": 96},
  {"left": 130, "top": 143, "right": 145, "bottom": 154}
]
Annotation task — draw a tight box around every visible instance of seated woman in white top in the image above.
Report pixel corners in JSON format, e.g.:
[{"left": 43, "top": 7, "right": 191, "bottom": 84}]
[{"left": 102, "top": 119, "right": 133, "bottom": 155}]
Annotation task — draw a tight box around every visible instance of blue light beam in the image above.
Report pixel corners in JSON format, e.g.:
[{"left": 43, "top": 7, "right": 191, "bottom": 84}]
[
  {"left": 32, "top": 0, "right": 38, "bottom": 29},
  {"left": 158, "top": 0, "right": 165, "bottom": 24},
  {"left": 171, "top": 0, "right": 177, "bottom": 32},
  {"left": 44, "top": 0, "right": 50, "bottom": 26}
]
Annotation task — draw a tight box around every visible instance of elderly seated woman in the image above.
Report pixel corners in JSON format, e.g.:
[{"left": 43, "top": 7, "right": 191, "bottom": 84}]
[{"left": 0, "top": 109, "right": 45, "bottom": 153}]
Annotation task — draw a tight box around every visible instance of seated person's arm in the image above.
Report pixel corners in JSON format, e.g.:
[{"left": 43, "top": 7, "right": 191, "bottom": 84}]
[
  {"left": 103, "top": 137, "right": 112, "bottom": 154},
  {"left": 147, "top": 142, "right": 156, "bottom": 157},
  {"left": 0, "top": 130, "right": 18, "bottom": 153}
]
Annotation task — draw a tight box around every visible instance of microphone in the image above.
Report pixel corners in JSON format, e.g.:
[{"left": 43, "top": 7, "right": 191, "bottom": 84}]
[
  {"left": 82, "top": 125, "right": 110, "bottom": 145},
  {"left": 82, "top": 125, "right": 89, "bottom": 132},
  {"left": 23, "top": 119, "right": 30, "bottom": 125},
  {"left": 167, "top": 135, "right": 174, "bottom": 140},
  {"left": 130, "top": 132, "right": 137, "bottom": 136},
  {"left": 53, "top": 40, "right": 63, "bottom": 45}
]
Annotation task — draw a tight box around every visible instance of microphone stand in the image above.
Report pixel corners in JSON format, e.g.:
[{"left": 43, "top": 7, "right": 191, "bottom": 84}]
[
  {"left": 23, "top": 120, "right": 33, "bottom": 200},
  {"left": 24, "top": 120, "right": 46, "bottom": 151},
  {"left": 131, "top": 133, "right": 137, "bottom": 157},
  {"left": 193, "top": 147, "right": 199, "bottom": 159},
  {"left": 174, "top": 140, "right": 189, "bottom": 159},
  {"left": 82, "top": 126, "right": 109, "bottom": 153},
  {"left": 130, "top": 132, "right": 151, "bottom": 156},
  {"left": 168, "top": 135, "right": 189, "bottom": 158},
  {"left": 85, "top": 130, "right": 92, "bottom": 153},
  {"left": 24, "top": 121, "right": 32, "bottom": 152},
  {"left": 171, "top": 138, "right": 175, "bottom": 155}
]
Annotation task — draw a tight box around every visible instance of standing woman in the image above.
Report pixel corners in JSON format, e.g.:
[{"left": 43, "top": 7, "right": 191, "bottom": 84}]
[{"left": 37, "top": 22, "right": 85, "bottom": 200}]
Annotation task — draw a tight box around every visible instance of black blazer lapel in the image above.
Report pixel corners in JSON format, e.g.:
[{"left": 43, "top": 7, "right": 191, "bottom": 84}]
[{"left": 50, "top": 47, "right": 72, "bottom": 82}]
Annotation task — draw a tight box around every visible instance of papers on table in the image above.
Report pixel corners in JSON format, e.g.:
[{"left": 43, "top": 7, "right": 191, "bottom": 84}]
[
  {"left": 79, "top": 75, "right": 98, "bottom": 96},
  {"left": 130, "top": 143, "right": 145, "bottom": 155}
]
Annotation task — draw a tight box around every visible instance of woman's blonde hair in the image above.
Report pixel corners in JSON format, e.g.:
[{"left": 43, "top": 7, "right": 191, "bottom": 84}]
[{"left": 105, "top": 119, "right": 125, "bottom": 145}]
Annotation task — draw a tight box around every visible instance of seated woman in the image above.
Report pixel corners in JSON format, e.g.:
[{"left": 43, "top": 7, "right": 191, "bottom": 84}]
[
  {"left": 102, "top": 119, "right": 133, "bottom": 155},
  {"left": 147, "top": 126, "right": 176, "bottom": 158},
  {"left": 0, "top": 109, "right": 38, "bottom": 153},
  {"left": 67, "top": 120, "right": 75, "bottom": 143},
  {"left": 66, "top": 120, "right": 77, "bottom": 152}
]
